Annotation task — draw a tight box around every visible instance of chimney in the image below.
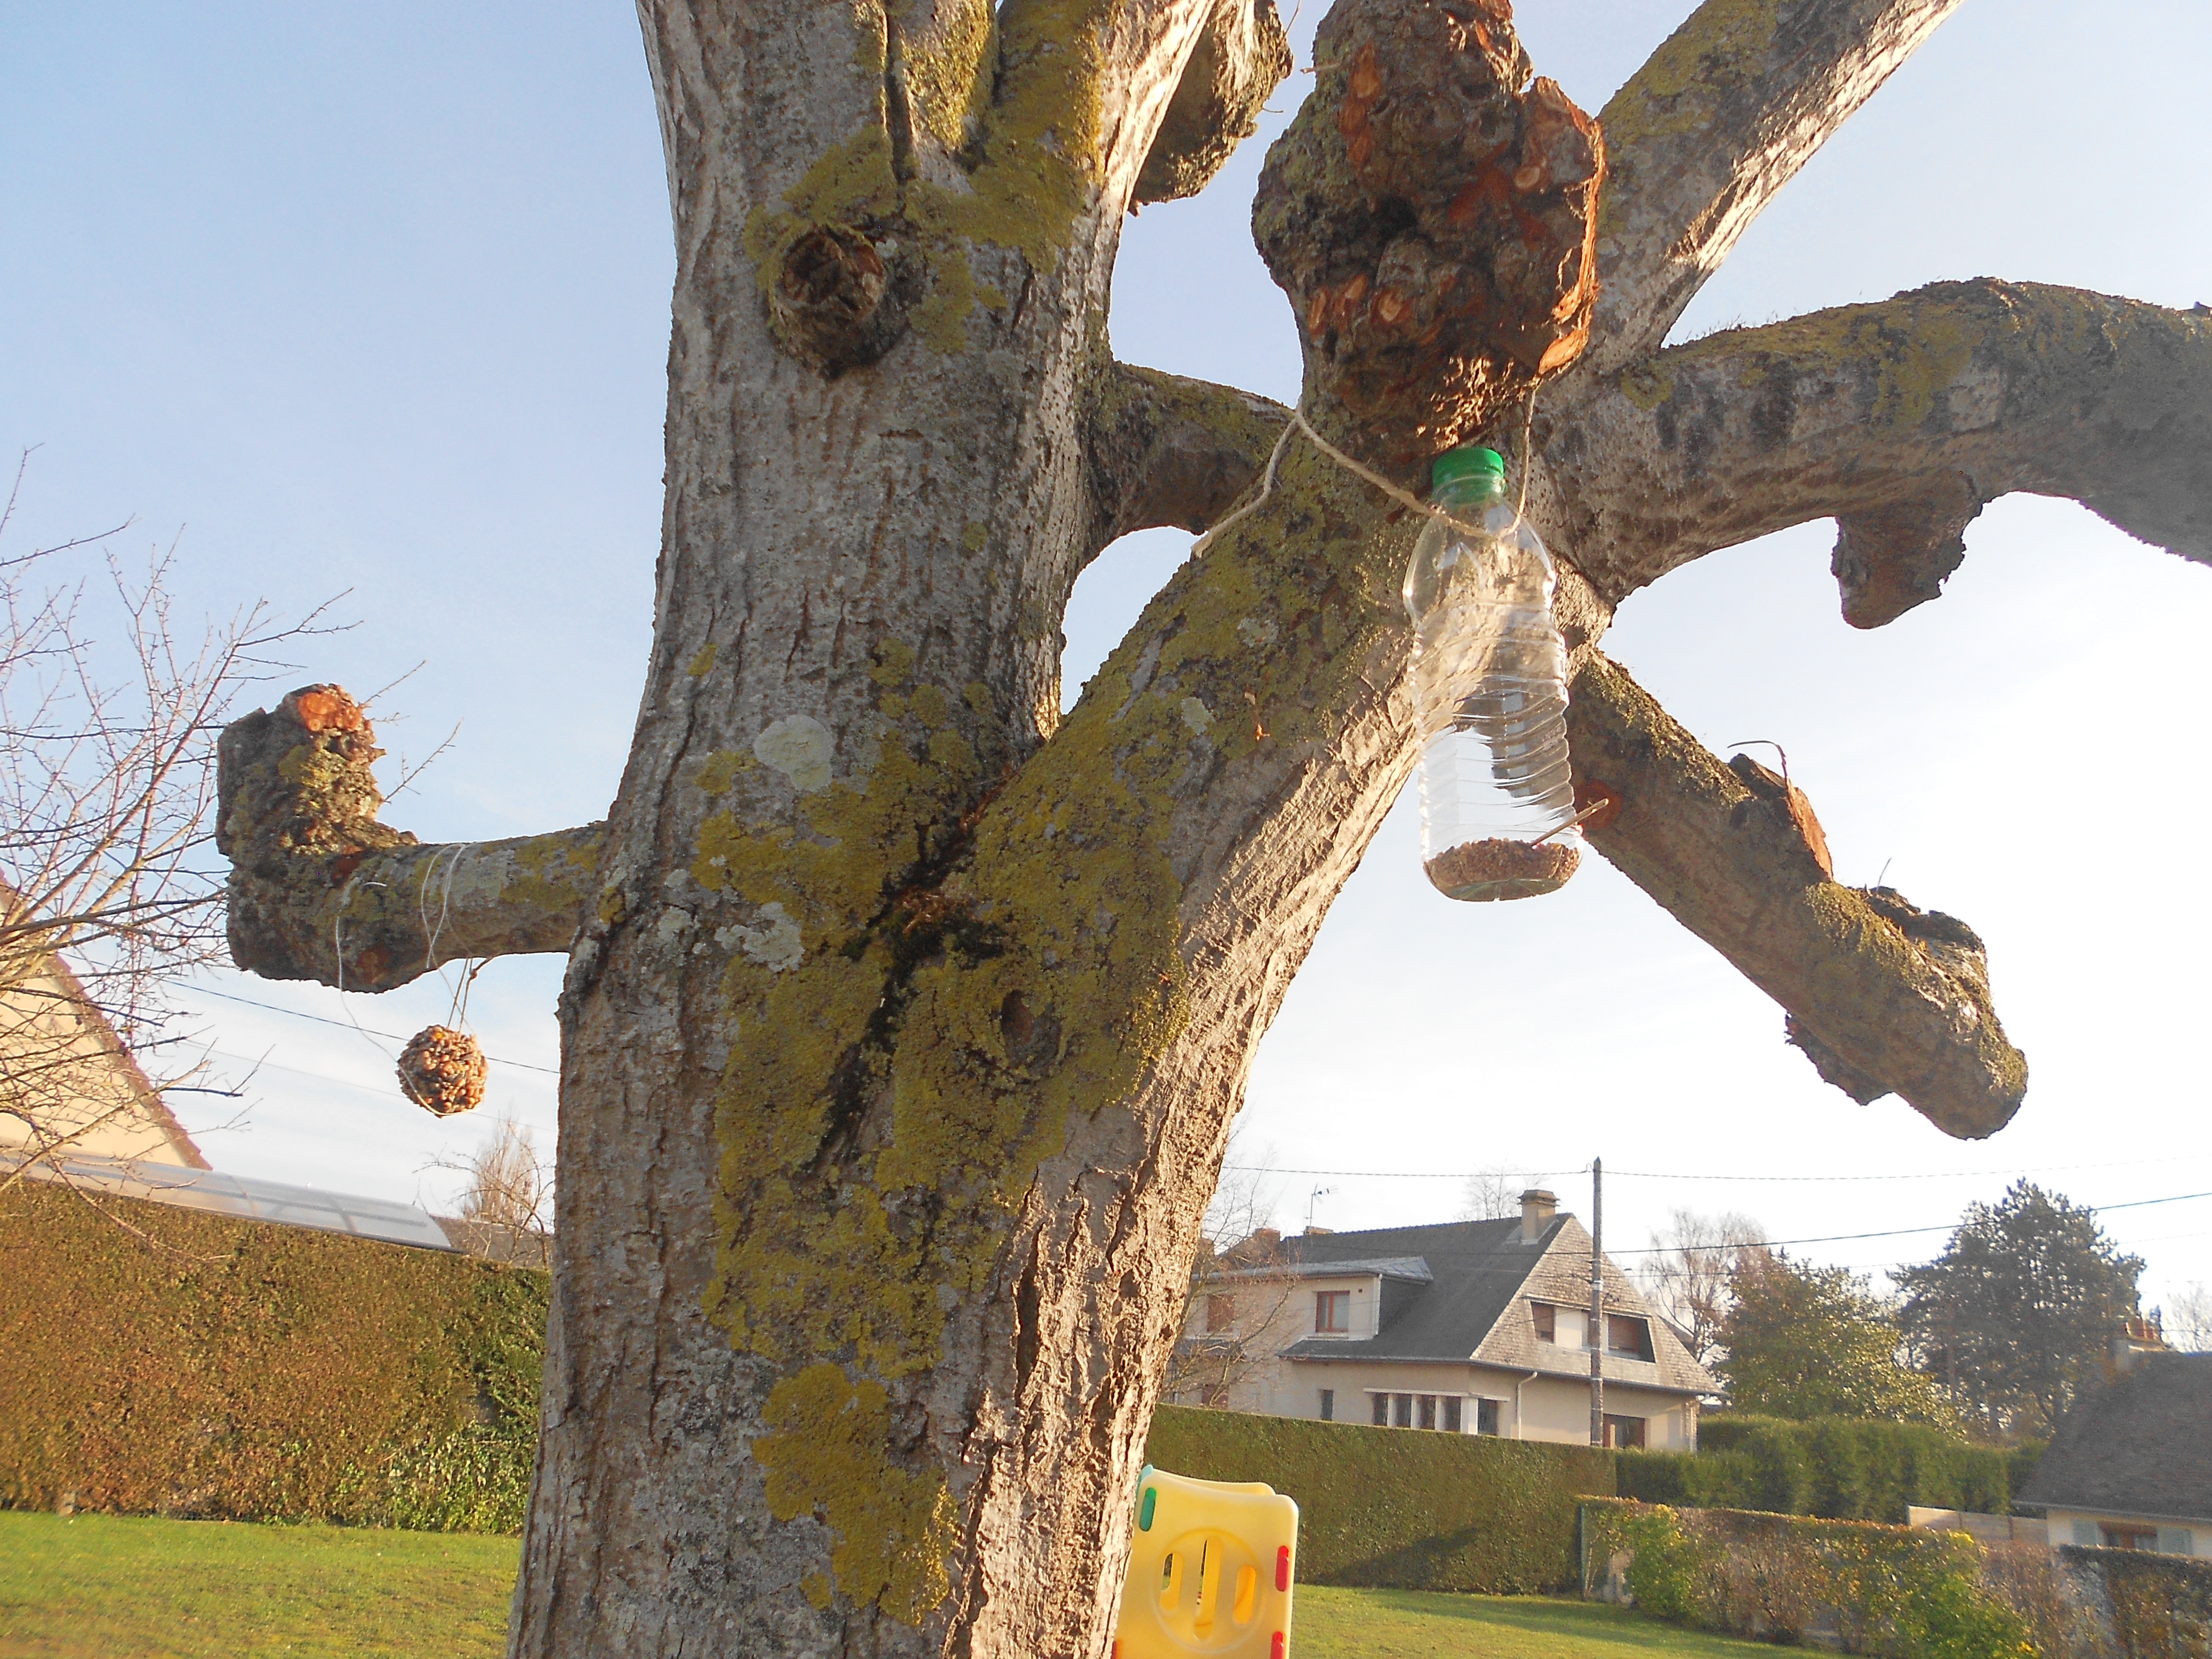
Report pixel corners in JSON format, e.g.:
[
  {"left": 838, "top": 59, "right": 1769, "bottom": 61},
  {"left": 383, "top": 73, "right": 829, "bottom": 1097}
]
[
  {"left": 1520, "top": 1189, "right": 1557, "bottom": 1245},
  {"left": 1303, "top": 1225, "right": 1333, "bottom": 1236},
  {"left": 2112, "top": 1315, "right": 2167, "bottom": 1375}
]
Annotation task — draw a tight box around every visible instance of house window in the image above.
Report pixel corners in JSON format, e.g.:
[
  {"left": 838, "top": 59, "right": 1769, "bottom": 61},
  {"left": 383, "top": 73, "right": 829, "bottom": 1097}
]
[
  {"left": 2100, "top": 1523, "right": 2159, "bottom": 1551},
  {"left": 1318, "top": 1389, "right": 1335, "bottom": 1421},
  {"left": 2159, "top": 1528, "right": 2196, "bottom": 1556},
  {"left": 1531, "top": 1302, "right": 1556, "bottom": 1342},
  {"left": 1442, "top": 1397, "right": 1462, "bottom": 1433},
  {"left": 1206, "top": 1294, "right": 1236, "bottom": 1334},
  {"left": 1606, "top": 1314, "right": 1655, "bottom": 1362},
  {"left": 1418, "top": 1395, "right": 1437, "bottom": 1430},
  {"left": 1314, "top": 1291, "right": 1350, "bottom": 1333},
  {"left": 1394, "top": 1393, "right": 1414, "bottom": 1428},
  {"left": 1371, "top": 1392, "right": 1390, "bottom": 1427},
  {"left": 1603, "top": 1414, "right": 1647, "bottom": 1450},
  {"left": 1476, "top": 1399, "right": 1502, "bottom": 1436}
]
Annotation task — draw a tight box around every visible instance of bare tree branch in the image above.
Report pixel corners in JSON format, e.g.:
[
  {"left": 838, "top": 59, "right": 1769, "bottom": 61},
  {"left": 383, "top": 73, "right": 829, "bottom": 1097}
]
[
  {"left": 1547, "top": 281, "right": 2212, "bottom": 619},
  {"left": 1565, "top": 650, "right": 2026, "bottom": 1138},
  {"left": 216, "top": 685, "right": 602, "bottom": 992},
  {"left": 1133, "top": 0, "right": 1294, "bottom": 206},
  {"left": 1577, "top": 0, "right": 1965, "bottom": 378},
  {"left": 1081, "top": 361, "right": 1289, "bottom": 554},
  {"left": 0, "top": 462, "right": 338, "bottom": 1179}
]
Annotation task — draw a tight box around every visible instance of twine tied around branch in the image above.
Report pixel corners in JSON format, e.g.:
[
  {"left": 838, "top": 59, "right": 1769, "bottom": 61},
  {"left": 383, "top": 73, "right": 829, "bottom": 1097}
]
[{"left": 1187, "top": 391, "right": 1541, "bottom": 562}]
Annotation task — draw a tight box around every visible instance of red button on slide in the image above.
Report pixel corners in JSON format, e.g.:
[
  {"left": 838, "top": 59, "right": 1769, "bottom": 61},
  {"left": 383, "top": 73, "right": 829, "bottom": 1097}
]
[{"left": 1275, "top": 1545, "right": 1291, "bottom": 1591}]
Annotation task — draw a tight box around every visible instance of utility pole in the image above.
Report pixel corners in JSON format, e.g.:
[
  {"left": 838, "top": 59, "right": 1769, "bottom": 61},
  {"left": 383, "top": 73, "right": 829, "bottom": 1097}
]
[{"left": 1589, "top": 1156, "right": 1605, "bottom": 1447}]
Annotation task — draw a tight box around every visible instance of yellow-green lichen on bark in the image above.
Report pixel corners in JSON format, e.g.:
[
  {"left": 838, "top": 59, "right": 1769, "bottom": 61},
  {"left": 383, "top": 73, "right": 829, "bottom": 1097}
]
[
  {"left": 897, "top": 0, "right": 1115, "bottom": 347},
  {"left": 712, "top": 636, "right": 1194, "bottom": 1614},
  {"left": 741, "top": 127, "right": 904, "bottom": 301},
  {"left": 895, "top": 0, "right": 996, "bottom": 151},
  {"left": 496, "top": 827, "right": 604, "bottom": 918},
  {"left": 756, "top": 1363, "right": 956, "bottom": 1624},
  {"left": 1618, "top": 360, "right": 1675, "bottom": 411},
  {"left": 719, "top": 426, "right": 1418, "bottom": 1619},
  {"left": 1594, "top": 0, "right": 1780, "bottom": 240},
  {"left": 739, "top": 0, "right": 1114, "bottom": 358},
  {"left": 1598, "top": 0, "right": 1782, "bottom": 147},
  {"left": 1668, "top": 300, "right": 1977, "bottom": 433}
]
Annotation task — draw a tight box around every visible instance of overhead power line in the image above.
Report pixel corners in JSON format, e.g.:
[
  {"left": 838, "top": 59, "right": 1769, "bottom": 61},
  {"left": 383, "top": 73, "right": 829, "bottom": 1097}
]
[
  {"left": 1223, "top": 1157, "right": 2179, "bottom": 1185},
  {"left": 176, "top": 983, "right": 560, "bottom": 1075},
  {"left": 1601, "top": 1189, "right": 2212, "bottom": 1258}
]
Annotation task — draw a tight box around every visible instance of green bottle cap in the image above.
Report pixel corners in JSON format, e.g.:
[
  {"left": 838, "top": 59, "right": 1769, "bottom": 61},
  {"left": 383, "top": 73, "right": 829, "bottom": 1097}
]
[{"left": 1431, "top": 446, "right": 1506, "bottom": 493}]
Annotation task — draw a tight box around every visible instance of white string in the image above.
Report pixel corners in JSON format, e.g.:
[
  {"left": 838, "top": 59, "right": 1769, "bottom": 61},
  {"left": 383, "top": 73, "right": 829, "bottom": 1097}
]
[
  {"left": 419, "top": 844, "right": 464, "bottom": 973},
  {"left": 329, "top": 871, "right": 398, "bottom": 1061},
  {"left": 415, "top": 843, "right": 481, "bottom": 1033},
  {"left": 1186, "top": 413, "right": 1300, "bottom": 561},
  {"left": 1188, "top": 403, "right": 1529, "bottom": 561},
  {"left": 1514, "top": 387, "right": 1538, "bottom": 525}
]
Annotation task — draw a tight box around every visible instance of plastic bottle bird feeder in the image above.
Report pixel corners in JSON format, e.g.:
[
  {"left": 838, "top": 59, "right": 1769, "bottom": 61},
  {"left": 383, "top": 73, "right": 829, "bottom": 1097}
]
[
  {"left": 1115, "top": 1466, "right": 1299, "bottom": 1659},
  {"left": 397, "top": 1025, "right": 487, "bottom": 1117},
  {"left": 1401, "top": 445, "right": 1582, "bottom": 902}
]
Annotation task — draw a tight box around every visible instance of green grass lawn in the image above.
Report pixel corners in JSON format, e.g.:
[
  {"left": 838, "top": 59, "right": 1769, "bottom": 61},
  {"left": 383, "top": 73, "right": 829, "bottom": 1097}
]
[
  {"left": 1296, "top": 1586, "right": 1780, "bottom": 1657},
  {"left": 0, "top": 1512, "right": 1774, "bottom": 1658},
  {"left": 0, "top": 1513, "right": 518, "bottom": 1658}
]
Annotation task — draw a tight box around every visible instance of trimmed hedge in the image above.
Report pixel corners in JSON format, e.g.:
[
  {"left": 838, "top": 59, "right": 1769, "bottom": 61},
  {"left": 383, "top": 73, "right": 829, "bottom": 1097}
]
[
  {"left": 0, "top": 1181, "right": 545, "bottom": 1532},
  {"left": 1617, "top": 1415, "right": 2017, "bottom": 1522},
  {"left": 1583, "top": 1498, "right": 2032, "bottom": 1658},
  {"left": 2062, "top": 1545, "right": 2212, "bottom": 1658},
  {"left": 1143, "top": 1404, "right": 1614, "bottom": 1593}
]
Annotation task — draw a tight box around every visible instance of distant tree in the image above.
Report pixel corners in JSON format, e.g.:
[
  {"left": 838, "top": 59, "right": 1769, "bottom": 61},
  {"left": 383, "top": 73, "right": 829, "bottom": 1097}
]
[
  {"left": 0, "top": 457, "right": 327, "bottom": 1187},
  {"left": 442, "top": 1113, "right": 554, "bottom": 1264},
  {"left": 1641, "top": 1207, "right": 1767, "bottom": 1368},
  {"left": 1164, "top": 1136, "right": 1297, "bottom": 1407},
  {"left": 1898, "top": 1181, "right": 2143, "bottom": 1438},
  {"left": 2165, "top": 1283, "right": 2212, "bottom": 1354},
  {"left": 1456, "top": 1165, "right": 1526, "bottom": 1223},
  {"left": 1717, "top": 1252, "right": 1954, "bottom": 1425}
]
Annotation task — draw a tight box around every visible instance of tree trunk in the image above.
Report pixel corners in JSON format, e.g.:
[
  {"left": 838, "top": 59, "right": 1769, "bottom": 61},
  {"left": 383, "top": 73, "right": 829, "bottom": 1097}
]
[{"left": 514, "top": 4, "right": 1255, "bottom": 1651}]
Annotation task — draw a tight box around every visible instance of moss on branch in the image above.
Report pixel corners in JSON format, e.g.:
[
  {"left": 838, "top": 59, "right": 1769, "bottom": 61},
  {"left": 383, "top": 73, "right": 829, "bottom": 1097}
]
[
  {"left": 216, "top": 687, "right": 601, "bottom": 992},
  {"left": 1551, "top": 280, "right": 2212, "bottom": 613},
  {"left": 1566, "top": 652, "right": 2027, "bottom": 1138},
  {"left": 1579, "top": 0, "right": 1965, "bottom": 375}
]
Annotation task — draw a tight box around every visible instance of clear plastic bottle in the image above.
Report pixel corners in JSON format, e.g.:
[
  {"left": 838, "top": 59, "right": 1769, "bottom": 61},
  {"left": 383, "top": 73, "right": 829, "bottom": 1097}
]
[{"left": 1401, "top": 445, "right": 1581, "bottom": 902}]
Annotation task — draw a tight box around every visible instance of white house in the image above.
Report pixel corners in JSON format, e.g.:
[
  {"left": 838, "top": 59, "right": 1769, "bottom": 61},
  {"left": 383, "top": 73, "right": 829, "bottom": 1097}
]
[
  {"left": 1173, "top": 1189, "right": 1714, "bottom": 1449},
  {"left": 2019, "top": 1337, "right": 2212, "bottom": 1559},
  {"left": 0, "top": 945, "right": 206, "bottom": 1170}
]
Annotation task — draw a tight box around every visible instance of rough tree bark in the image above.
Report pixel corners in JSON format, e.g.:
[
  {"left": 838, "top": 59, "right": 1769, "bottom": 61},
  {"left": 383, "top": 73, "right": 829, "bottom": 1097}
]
[{"left": 211, "top": 0, "right": 2209, "bottom": 1653}]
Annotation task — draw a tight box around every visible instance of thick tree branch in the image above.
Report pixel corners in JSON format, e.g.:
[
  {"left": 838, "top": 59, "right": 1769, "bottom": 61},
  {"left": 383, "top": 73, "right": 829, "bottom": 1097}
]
[
  {"left": 1576, "top": 0, "right": 1963, "bottom": 379},
  {"left": 1566, "top": 651, "right": 2025, "bottom": 1139},
  {"left": 917, "top": 8, "right": 1614, "bottom": 1636},
  {"left": 1081, "top": 361, "right": 1289, "bottom": 553},
  {"left": 1547, "top": 281, "right": 2212, "bottom": 617},
  {"left": 216, "top": 686, "right": 601, "bottom": 992},
  {"left": 1134, "top": 0, "right": 1294, "bottom": 205}
]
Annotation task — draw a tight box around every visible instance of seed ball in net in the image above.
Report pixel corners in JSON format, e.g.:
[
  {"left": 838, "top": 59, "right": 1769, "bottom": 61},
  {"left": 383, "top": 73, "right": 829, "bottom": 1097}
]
[{"left": 397, "top": 1025, "right": 487, "bottom": 1118}]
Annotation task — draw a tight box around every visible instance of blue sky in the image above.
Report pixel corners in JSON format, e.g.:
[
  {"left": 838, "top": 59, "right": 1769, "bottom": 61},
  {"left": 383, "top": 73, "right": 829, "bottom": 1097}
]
[{"left": 4, "top": 2, "right": 2208, "bottom": 1320}]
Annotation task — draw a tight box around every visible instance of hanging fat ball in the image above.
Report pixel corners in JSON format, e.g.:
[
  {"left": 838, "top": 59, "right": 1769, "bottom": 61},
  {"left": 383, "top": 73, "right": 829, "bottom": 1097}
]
[{"left": 398, "top": 1024, "right": 487, "bottom": 1118}]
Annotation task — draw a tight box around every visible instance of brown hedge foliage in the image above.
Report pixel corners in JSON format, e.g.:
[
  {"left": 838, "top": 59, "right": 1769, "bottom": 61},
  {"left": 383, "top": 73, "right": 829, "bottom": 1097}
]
[
  {"left": 0, "top": 1182, "right": 546, "bottom": 1531},
  {"left": 1143, "top": 1404, "right": 1615, "bottom": 1592}
]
